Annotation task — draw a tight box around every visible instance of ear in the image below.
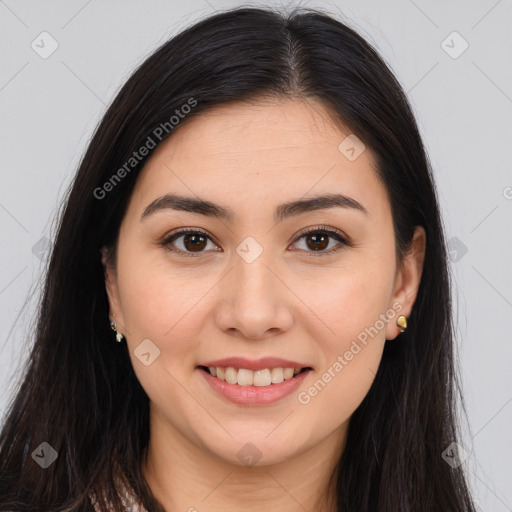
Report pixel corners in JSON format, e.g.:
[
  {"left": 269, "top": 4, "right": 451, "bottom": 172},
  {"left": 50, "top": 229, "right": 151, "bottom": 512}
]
[
  {"left": 385, "top": 226, "right": 426, "bottom": 340},
  {"left": 100, "top": 247, "right": 126, "bottom": 334}
]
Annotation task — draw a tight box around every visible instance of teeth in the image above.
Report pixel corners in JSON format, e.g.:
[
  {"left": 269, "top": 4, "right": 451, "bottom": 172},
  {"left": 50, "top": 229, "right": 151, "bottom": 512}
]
[
  {"left": 225, "top": 367, "right": 238, "bottom": 385},
  {"left": 237, "top": 368, "right": 253, "bottom": 386},
  {"left": 253, "top": 369, "right": 271, "bottom": 387},
  {"left": 271, "top": 367, "right": 284, "bottom": 383},
  {"left": 206, "top": 366, "right": 307, "bottom": 386},
  {"left": 283, "top": 368, "right": 294, "bottom": 380}
]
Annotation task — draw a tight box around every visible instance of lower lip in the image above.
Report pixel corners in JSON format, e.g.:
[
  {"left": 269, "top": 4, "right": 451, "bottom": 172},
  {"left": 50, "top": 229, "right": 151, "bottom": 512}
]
[{"left": 197, "top": 367, "right": 312, "bottom": 406}]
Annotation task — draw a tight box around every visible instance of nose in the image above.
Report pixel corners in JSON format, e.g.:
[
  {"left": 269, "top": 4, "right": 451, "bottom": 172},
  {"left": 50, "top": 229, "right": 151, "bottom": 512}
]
[{"left": 213, "top": 251, "right": 294, "bottom": 340}]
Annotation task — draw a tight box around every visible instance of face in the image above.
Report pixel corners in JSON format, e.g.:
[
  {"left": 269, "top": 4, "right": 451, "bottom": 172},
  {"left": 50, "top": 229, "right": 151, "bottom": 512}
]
[{"left": 103, "top": 97, "right": 425, "bottom": 469}]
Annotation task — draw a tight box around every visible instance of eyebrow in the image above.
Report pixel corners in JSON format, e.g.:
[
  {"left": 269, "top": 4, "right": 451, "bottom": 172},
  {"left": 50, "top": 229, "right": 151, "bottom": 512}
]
[{"left": 140, "top": 192, "right": 368, "bottom": 223}]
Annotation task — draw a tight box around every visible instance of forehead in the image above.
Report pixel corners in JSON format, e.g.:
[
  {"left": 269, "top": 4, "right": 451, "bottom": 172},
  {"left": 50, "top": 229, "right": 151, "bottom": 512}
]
[
  {"left": 129, "top": 97, "right": 389, "bottom": 222},
  {"left": 151, "top": 97, "right": 361, "bottom": 159}
]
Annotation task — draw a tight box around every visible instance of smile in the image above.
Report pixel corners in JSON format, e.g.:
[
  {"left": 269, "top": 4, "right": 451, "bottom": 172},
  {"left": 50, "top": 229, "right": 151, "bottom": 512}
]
[
  {"left": 197, "top": 365, "right": 313, "bottom": 406},
  {"left": 198, "top": 365, "right": 312, "bottom": 386}
]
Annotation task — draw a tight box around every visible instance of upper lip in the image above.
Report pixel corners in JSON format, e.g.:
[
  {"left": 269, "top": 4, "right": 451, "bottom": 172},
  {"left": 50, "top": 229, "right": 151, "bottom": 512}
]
[{"left": 198, "top": 357, "right": 313, "bottom": 371}]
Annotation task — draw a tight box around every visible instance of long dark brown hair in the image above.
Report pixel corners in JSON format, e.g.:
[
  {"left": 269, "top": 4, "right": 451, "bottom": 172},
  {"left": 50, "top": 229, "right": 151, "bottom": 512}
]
[{"left": 0, "top": 6, "right": 477, "bottom": 511}]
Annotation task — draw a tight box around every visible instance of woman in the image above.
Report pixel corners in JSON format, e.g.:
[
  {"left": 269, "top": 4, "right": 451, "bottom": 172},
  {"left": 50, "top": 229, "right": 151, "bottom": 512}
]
[{"left": 0, "top": 6, "right": 477, "bottom": 511}]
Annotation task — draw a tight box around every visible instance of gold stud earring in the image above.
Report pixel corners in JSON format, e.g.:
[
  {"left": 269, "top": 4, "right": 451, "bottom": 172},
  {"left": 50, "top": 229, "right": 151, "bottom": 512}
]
[
  {"left": 110, "top": 320, "right": 124, "bottom": 342},
  {"left": 396, "top": 315, "right": 407, "bottom": 333}
]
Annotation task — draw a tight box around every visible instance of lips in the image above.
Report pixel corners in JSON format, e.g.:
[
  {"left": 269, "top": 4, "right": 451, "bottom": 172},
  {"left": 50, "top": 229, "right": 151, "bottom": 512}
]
[{"left": 197, "top": 364, "right": 313, "bottom": 405}]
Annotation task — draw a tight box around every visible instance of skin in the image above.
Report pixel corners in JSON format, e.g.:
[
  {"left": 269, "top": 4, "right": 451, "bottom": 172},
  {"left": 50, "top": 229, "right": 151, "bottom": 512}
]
[{"left": 102, "top": 96, "right": 426, "bottom": 512}]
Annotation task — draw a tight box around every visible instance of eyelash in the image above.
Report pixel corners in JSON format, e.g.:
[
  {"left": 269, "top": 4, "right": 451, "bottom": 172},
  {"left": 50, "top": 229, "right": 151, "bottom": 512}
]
[{"left": 159, "top": 225, "right": 350, "bottom": 258}]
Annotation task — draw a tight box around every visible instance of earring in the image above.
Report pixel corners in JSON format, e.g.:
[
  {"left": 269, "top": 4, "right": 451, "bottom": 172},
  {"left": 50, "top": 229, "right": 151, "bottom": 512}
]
[
  {"left": 396, "top": 315, "right": 407, "bottom": 333},
  {"left": 110, "top": 320, "right": 124, "bottom": 342}
]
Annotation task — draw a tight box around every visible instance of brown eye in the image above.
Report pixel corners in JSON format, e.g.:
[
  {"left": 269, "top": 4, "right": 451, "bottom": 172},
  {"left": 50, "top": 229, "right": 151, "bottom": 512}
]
[
  {"left": 304, "top": 232, "right": 330, "bottom": 251},
  {"left": 291, "top": 227, "right": 349, "bottom": 256},
  {"left": 181, "top": 233, "right": 208, "bottom": 252},
  {"left": 161, "top": 229, "right": 219, "bottom": 257}
]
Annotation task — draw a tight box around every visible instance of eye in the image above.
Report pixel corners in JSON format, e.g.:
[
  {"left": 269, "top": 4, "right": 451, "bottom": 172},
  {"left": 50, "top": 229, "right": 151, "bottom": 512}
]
[
  {"left": 290, "top": 225, "right": 349, "bottom": 257},
  {"left": 159, "top": 225, "right": 349, "bottom": 258},
  {"left": 160, "top": 228, "right": 220, "bottom": 257}
]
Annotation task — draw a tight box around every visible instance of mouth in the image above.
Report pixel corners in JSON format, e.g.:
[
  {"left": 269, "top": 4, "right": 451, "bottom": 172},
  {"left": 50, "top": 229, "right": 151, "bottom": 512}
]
[{"left": 197, "top": 365, "right": 313, "bottom": 387}]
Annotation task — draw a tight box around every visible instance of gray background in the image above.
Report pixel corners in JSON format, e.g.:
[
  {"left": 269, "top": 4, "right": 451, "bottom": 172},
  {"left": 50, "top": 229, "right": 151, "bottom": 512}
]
[{"left": 1, "top": 0, "right": 511, "bottom": 509}]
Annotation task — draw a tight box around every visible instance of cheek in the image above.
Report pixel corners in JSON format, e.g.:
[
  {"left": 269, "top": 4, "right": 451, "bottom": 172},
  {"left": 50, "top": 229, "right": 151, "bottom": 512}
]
[
  {"left": 115, "top": 247, "right": 215, "bottom": 354},
  {"left": 297, "top": 274, "right": 388, "bottom": 431},
  {"left": 300, "top": 341, "right": 383, "bottom": 437},
  {"left": 299, "top": 259, "right": 391, "bottom": 413},
  {"left": 308, "top": 260, "right": 392, "bottom": 346},
  {"left": 116, "top": 256, "right": 169, "bottom": 335}
]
